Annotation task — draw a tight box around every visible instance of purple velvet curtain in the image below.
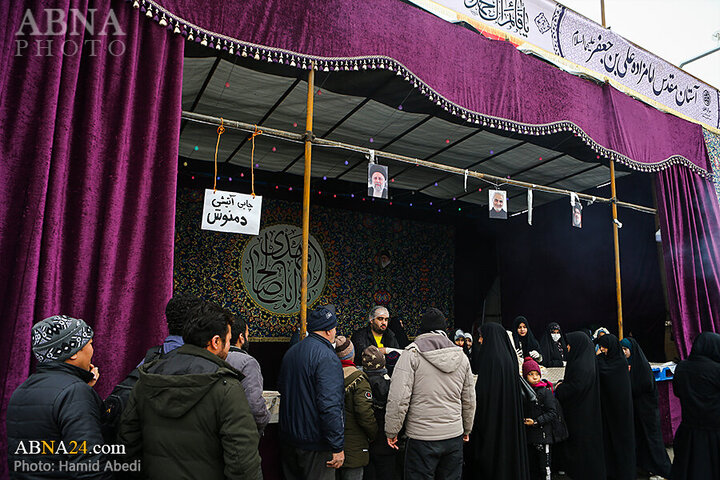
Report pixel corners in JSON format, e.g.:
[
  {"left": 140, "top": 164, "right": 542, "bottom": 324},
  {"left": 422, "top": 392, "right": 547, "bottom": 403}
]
[
  {"left": 0, "top": 1, "right": 184, "bottom": 475},
  {"left": 656, "top": 165, "right": 720, "bottom": 358}
]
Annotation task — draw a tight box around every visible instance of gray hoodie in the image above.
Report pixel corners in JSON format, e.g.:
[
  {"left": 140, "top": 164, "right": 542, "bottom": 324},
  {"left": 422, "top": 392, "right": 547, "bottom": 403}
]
[{"left": 385, "top": 332, "right": 476, "bottom": 441}]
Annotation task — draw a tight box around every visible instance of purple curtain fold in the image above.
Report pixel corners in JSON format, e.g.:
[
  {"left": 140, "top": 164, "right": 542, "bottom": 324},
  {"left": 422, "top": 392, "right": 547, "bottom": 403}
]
[
  {"left": 0, "top": 1, "right": 184, "bottom": 475},
  {"left": 156, "top": 0, "right": 710, "bottom": 174},
  {"left": 656, "top": 165, "right": 720, "bottom": 358}
]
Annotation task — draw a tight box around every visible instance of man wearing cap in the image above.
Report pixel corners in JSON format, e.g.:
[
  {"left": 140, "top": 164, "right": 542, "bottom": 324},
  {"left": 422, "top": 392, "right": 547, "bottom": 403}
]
[
  {"left": 351, "top": 306, "right": 399, "bottom": 367},
  {"left": 7, "top": 315, "right": 113, "bottom": 479},
  {"left": 385, "top": 308, "right": 476, "bottom": 480},
  {"left": 278, "top": 305, "right": 345, "bottom": 480}
]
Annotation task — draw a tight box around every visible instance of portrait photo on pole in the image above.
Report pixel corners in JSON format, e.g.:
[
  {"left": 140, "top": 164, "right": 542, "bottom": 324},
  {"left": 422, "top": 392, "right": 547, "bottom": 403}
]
[
  {"left": 488, "top": 189, "right": 507, "bottom": 219},
  {"left": 368, "top": 163, "right": 389, "bottom": 199},
  {"left": 570, "top": 193, "right": 582, "bottom": 228}
]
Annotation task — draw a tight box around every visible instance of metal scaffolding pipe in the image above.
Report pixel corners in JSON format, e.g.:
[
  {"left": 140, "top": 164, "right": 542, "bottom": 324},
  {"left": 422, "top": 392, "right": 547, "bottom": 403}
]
[{"left": 180, "top": 110, "right": 657, "bottom": 215}]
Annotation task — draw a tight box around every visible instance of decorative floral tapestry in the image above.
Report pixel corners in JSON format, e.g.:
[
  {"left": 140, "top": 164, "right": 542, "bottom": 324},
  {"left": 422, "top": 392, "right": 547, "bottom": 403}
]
[
  {"left": 174, "top": 188, "right": 455, "bottom": 338},
  {"left": 703, "top": 129, "right": 720, "bottom": 205}
]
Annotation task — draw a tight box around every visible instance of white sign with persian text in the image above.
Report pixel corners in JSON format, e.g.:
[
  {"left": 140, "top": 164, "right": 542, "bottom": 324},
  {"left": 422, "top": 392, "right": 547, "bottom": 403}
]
[
  {"left": 406, "top": 0, "right": 720, "bottom": 131},
  {"left": 201, "top": 189, "right": 262, "bottom": 235}
]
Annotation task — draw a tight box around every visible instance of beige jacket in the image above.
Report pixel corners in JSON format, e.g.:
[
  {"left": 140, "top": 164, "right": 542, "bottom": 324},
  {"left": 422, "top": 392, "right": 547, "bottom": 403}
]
[{"left": 385, "top": 332, "right": 476, "bottom": 441}]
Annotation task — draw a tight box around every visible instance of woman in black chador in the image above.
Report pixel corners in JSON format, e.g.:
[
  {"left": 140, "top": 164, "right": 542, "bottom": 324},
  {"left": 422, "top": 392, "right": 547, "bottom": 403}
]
[
  {"left": 512, "top": 316, "right": 542, "bottom": 362},
  {"left": 472, "top": 322, "right": 530, "bottom": 480},
  {"left": 619, "top": 337, "right": 671, "bottom": 478},
  {"left": 554, "top": 332, "right": 605, "bottom": 480},
  {"left": 539, "top": 322, "right": 566, "bottom": 367},
  {"left": 596, "top": 334, "right": 635, "bottom": 480},
  {"left": 671, "top": 332, "right": 720, "bottom": 480}
]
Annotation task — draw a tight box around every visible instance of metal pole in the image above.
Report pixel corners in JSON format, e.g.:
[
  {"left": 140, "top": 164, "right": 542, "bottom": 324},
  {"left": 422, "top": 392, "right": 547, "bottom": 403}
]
[
  {"left": 600, "top": 0, "right": 606, "bottom": 28},
  {"left": 610, "top": 161, "right": 624, "bottom": 338},
  {"left": 679, "top": 46, "right": 720, "bottom": 68},
  {"left": 300, "top": 64, "right": 315, "bottom": 339},
  {"left": 181, "top": 110, "right": 658, "bottom": 216}
]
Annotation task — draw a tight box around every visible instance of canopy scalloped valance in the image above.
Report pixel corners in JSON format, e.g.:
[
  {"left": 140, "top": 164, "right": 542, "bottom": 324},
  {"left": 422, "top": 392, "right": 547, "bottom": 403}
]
[{"left": 133, "top": 0, "right": 713, "bottom": 179}]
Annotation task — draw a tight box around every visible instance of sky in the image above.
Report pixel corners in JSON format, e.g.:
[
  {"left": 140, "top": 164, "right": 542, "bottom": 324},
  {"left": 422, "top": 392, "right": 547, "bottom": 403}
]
[{"left": 557, "top": 0, "right": 720, "bottom": 88}]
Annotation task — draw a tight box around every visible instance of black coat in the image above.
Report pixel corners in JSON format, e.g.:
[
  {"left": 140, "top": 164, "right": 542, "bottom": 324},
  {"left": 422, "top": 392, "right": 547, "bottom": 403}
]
[
  {"left": 539, "top": 322, "right": 567, "bottom": 367},
  {"left": 351, "top": 324, "right": 399, "bottom": 366},
  {"left": 554, "top": 332, "right": 606, "bottom": 480},
  {"left": 671, "top": 332, "right": 720, "bottom": 480},
  {"left": 623, "top": 337, "right": 671, "bottom": 477},
  {"left": 472, "top": 322, "right": 530, "bottom": 480},
  {"left": 387, "top": 317, "right": 410, "bottom": 349},
  {"left": 365, "top": 369, "right": 396, "bottom": 456},
  {"left": 7, "top": 362, "right": 112, "bottom": 479},
  {"left": 522, "top": 384, "right": 567, "bottom": 445},
  {"left": 596, "top": 334, "right": 636, "bottom": 480}
]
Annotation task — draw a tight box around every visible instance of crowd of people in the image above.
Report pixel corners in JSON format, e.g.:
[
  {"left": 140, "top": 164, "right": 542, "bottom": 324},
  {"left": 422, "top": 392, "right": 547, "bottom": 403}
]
[{"left": 5, "top": 299, "right": 720, "bottom": 480}]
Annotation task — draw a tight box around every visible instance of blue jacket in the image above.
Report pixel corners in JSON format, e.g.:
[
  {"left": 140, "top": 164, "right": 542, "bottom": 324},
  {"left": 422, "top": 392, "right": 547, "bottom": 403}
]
[{"left": 278, "top": 332, "right": 345, "bottom": 452}]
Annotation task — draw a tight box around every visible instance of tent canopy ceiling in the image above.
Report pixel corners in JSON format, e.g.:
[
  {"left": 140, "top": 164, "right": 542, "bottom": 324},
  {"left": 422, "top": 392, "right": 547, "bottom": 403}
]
[{"left": 180, "top": 49, "right": 633, "bottom": 213}]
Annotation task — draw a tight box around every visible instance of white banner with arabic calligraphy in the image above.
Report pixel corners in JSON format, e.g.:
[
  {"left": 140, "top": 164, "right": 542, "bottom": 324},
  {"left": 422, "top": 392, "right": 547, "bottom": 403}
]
[
  {"left": 406, "top": 0, "right": 720, "bottom": 131},
  {"left": 201, "top": 189, "right": 262, "bottom": 235}
]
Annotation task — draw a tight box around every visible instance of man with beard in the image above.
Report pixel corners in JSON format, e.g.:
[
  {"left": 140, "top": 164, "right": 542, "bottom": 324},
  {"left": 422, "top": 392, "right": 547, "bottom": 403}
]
[
  {"left": 227, "top": 315, "right": 271, "bottom": 433},
  {"left": 368, "top": 164, "right": 389, "bottom": 199},
  {"left": 119, "top": 301, "right": 261, "bottom": 479},
  {"left": 351, "top": 306, "right": 399, "bottom": 367}
]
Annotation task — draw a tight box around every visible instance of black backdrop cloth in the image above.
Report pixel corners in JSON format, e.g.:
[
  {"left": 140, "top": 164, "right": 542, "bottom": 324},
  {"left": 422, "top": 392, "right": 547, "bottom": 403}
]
[
  {"left": 554, "top": 332, "right": 606, "bottom": 480},
  {"left": 596, "top": 334, "right": 636, "bottom": 480},
  {"left": 471, "top": 323, "right": 530, "bottom": 480},
  {"left": 512, "top": 316, "right": 542, "bottom": 359},
  {"left": 539, "top": 322, "right": 567, "bottom": 367},
  {"left": 670, "top": 332, "right": 720, "bottom": 480},
  {"left": 498, "top": 174, "right": 667, "bottom": 362},
  {"left": 624, "top": 337, "right": 671, "bottom": 477}
]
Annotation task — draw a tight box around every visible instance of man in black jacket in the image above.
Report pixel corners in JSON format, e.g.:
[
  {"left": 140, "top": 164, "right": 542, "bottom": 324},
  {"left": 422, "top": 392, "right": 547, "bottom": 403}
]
[
  {"left": 278, "top": 305, "right": 345, "bottom": 480},
  {"left": 351, "top": 306, "right": 399, "bottom": 367},
  {"left": 118, "top": 301, "right": 261, "bottom": 479},
  {"left": 7, "top": 315, "right": 113, "bottom": 479}
]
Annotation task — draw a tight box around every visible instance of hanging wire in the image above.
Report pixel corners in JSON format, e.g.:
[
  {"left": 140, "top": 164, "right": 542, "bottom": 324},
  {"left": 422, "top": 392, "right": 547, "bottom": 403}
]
[{"left": 213, "top": 118, "right": 225, "bottom": 192}]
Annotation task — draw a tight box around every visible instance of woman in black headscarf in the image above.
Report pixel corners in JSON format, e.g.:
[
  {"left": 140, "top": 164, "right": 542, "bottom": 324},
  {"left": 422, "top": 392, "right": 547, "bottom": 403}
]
[
  {"left": 512, "top": 316, "right": 543, "bottom": 363},
  {"left": 539, "top": 322, "right": 567, "bottom": 367},
  {"left": 619, "top": 337, "right": 671, "bottom": 478},
  {"left": 596, "top": 334, "right": 636, "bottom": 480},
  {"left": 554, "top": 332, "right": 606, "bottom": 480},
  {"left": 671, "top": 332, "right": 720, "bottom": 480},
  {"left": 472, "top": 322, "right": 530, "bottom": 480}
]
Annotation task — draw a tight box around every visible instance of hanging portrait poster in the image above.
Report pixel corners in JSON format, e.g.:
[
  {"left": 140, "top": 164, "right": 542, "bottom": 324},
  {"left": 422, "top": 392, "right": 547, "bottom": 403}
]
[
  {"left": 527, "top": 189, "right": 534, "bottom": 225},
  {"left": 570, "top": 193, "right": 582, "bottom": 228},
  {"left": 201, "top": 189, "right": 262, "bottom": 235},
  {"left": 368, "top": 163, "right": 389, "bottom": 199},
  {"left": 489, "top": 189, "right": 508, "bottom": 219}
]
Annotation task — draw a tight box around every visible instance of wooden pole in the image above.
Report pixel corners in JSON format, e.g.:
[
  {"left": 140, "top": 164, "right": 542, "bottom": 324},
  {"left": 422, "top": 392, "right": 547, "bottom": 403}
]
[
  {"left": 299, "top": 64, "right": 315, "bottom": 340},
  {"left": 610, "top": 161, "right": 624, "bottom": 338},
  {"left": 600, "top": 0, "right": 606, "bottom": 27}
]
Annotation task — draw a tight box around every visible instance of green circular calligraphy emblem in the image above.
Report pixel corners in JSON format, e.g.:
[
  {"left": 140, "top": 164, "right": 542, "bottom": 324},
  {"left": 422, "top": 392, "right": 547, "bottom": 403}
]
[{"left": 240, "top": 224, "right": 326, "bottom": 314}]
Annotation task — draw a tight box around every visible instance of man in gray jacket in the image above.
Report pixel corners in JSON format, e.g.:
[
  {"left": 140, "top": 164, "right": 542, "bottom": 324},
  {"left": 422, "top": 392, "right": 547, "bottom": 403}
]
[
  {"left": 226, "top": 315, "right": 271, "bottom": 433},
  {"left": 385, "top": 308, "right": 476, "bottom": 479}
]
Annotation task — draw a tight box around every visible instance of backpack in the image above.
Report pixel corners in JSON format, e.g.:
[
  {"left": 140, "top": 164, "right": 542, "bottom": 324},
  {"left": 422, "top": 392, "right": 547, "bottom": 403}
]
[{"left": 102, "top": 345, "right": 163, "bottom": 442}]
